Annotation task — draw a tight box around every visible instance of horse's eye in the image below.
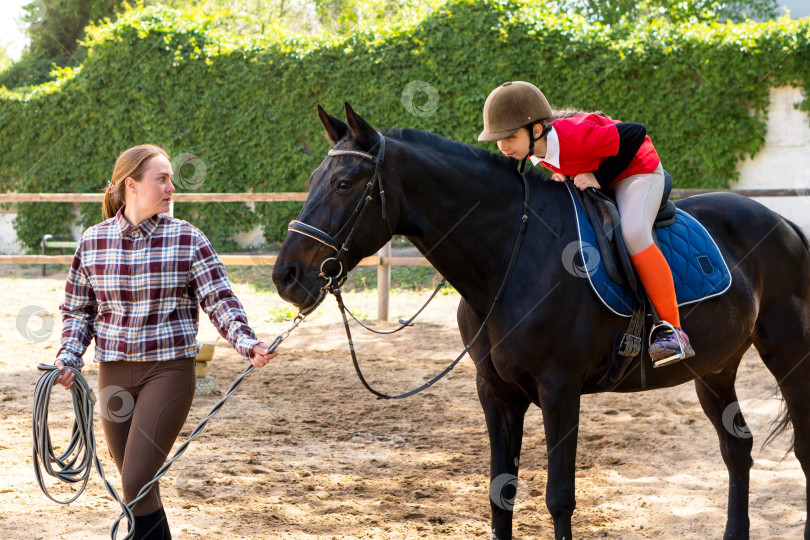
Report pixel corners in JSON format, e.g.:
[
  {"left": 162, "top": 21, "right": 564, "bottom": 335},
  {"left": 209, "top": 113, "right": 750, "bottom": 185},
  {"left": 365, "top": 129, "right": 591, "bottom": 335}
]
[{"left": 337, "top": 181, "right": 350, "bottom": 191}]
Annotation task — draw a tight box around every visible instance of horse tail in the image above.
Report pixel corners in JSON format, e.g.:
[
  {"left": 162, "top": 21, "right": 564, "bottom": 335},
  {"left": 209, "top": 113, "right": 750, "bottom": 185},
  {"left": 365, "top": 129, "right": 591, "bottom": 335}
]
[
  {"left": 763, "top": 395, "right": 794, "bottom": 456},
  {"left": 759, "top": 216, "right": 806, "bottom": 456}
]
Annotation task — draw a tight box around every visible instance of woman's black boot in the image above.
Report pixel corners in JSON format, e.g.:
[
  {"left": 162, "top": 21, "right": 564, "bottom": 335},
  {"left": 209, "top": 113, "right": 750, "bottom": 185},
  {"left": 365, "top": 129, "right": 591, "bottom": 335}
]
[
  {"left": 159, "top": 507, "right": 172, "bottom": 539},
  {"left": 132, "top": 508, "right": 166, "bottom": 540}
]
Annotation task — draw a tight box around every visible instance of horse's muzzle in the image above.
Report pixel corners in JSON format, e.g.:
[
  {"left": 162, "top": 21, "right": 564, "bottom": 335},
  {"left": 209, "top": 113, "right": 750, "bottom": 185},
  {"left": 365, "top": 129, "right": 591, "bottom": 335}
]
[{"left": 272, "top": 260, "right": 331, "bottom": 315}]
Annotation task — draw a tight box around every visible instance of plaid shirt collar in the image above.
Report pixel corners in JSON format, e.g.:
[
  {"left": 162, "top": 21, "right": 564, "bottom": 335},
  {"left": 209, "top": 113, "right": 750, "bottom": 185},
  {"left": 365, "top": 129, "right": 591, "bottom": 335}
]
[{"left": 114, "top": 205, "right": 163, "bottom": 239}]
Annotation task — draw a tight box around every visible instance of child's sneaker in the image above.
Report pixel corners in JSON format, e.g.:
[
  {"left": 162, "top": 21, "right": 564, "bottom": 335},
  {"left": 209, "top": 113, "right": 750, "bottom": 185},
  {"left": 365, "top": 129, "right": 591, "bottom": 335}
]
[{"left": 649, "top": 325, "right": 695, "bottom": 368}]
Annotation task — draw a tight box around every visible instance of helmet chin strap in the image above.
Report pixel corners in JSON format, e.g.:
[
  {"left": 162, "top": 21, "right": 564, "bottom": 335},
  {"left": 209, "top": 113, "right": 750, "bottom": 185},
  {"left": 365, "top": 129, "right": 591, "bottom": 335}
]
[{"left": 519, "top": 123, "right": 551, "bottom": 174}]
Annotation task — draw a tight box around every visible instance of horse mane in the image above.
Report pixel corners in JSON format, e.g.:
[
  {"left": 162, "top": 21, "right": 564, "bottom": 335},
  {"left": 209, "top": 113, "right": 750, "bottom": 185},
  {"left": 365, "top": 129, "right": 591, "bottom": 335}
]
[{"left": 381, "top": 128, "right": 548, "bottom": 182}]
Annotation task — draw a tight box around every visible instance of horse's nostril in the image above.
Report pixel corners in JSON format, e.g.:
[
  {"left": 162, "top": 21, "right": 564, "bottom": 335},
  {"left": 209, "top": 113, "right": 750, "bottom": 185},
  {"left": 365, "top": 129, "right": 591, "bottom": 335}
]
[{"left": 282, "top": 263, "right": 299, "bottom": 288}]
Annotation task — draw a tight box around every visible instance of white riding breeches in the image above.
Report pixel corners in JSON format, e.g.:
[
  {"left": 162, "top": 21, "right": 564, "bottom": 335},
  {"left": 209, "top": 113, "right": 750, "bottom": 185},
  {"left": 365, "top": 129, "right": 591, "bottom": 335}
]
[{"left": 612, "top": 163, "right": 665, "bottom": 256}]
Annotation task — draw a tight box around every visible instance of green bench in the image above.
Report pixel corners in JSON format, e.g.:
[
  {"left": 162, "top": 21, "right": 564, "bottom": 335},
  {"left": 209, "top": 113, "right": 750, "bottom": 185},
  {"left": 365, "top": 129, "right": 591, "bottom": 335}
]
[{"left": 41, "top": 234, "right": 78, "bottom": 276}]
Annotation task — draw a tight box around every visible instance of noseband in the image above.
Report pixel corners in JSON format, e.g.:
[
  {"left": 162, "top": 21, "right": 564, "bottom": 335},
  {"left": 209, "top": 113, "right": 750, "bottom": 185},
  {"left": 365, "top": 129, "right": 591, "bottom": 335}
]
[{"left": 287, "top": 133, "right": 387, "bottom": 295}]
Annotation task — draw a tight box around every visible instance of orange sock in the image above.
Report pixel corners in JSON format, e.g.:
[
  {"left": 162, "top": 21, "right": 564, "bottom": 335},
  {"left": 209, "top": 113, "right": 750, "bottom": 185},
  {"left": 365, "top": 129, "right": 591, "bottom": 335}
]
[{"left": 630, "top": 244, "right": 680, "bottom": 327}]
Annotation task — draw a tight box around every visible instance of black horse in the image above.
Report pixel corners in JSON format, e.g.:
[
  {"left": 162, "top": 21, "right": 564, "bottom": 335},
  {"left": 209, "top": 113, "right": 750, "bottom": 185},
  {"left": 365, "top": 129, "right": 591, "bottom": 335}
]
[{"left": 272, "top": 103, "right": 810, "bottom": 539}]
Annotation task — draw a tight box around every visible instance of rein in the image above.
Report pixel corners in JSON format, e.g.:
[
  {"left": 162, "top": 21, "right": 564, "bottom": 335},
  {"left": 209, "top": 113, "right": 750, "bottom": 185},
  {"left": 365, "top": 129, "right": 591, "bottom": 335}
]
[
  {"left": 32, "top": 314, "right": 305, "bottom": 539},
  {"left": 340, "top": 277, "right": 447, "bottom": 335},
  {"left": 287, "top": 133, "right": 532, "bottom": 399}
]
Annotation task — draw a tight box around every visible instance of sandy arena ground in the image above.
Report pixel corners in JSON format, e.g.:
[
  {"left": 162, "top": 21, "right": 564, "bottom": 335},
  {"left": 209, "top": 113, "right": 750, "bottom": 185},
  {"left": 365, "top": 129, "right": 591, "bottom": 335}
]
[{"left": 0, "top": 269, "right": 806, "bottom": 539}]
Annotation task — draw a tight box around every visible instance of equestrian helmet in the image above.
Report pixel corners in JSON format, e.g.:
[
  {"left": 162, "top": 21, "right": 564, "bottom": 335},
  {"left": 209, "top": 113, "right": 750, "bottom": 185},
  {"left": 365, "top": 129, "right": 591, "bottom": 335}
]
[{"left": 478, "top": 81, "right": 553, "bottom": 142}]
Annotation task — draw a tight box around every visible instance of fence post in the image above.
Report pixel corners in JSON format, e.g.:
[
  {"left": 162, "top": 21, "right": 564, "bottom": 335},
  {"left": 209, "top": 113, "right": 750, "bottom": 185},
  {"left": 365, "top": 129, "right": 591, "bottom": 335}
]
[{"left": 377, "top": 241, "right": 391, "bottom": 321}]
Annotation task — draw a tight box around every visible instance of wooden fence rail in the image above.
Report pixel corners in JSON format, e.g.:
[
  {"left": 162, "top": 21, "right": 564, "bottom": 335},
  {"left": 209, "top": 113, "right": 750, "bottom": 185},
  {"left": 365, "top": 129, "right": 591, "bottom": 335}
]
[
  {"left": 0, "top": 193, "right": 309, "bottom": 202},
  {"left": 0, "top": 189, "right": 802, "bottom": 319},
  {"left": 0, "top": 254, "right": 432, "bottom": 266},
  {"left": 0, "top": 192, "right": 436, "bottom": 320}
]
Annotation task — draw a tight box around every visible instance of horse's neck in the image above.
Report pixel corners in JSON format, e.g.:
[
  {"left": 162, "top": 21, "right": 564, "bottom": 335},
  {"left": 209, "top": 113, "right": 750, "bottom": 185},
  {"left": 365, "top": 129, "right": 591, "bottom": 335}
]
[{"left": 394, "top": 151, "right": 538, "bottom": 312}]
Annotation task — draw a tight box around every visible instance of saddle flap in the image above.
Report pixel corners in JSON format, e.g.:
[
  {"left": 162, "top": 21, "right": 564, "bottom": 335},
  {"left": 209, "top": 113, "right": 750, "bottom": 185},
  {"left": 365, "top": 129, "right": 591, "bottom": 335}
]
[{"left": 579, "top": 188, "right": 641, "bottom": 295}]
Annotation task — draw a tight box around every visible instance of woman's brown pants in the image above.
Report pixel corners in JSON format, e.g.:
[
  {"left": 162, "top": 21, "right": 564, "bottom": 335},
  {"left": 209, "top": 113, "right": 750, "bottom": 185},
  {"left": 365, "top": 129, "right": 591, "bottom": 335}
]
[{"left": 98, "top": 358, "right": 195, "bottom": 516}]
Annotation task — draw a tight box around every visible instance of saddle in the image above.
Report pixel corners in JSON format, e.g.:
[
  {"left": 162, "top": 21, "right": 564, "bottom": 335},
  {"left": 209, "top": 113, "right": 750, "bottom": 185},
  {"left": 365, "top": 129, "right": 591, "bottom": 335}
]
[
  {"left": 579, "top": 171, "right": 676, "bottom": 289},
  {"left": 575, "top": 173, "right": 676, "bottom": 387},
  {"left": 566, "top": 175, "right": 731, "bottom": 388}
]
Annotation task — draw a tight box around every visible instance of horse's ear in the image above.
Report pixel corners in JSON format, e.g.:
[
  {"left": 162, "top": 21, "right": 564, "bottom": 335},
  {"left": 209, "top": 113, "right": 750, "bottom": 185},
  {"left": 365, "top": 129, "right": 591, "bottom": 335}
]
[
  {"left": 344, "top": 102, "right": 377, "bottom": 149},
  {"left": 317, "top": 104, "right": 348, "bottom": 146}
]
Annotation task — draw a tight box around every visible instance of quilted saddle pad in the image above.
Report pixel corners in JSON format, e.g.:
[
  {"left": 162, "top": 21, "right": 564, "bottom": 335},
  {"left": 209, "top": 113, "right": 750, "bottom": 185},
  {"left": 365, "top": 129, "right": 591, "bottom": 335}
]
[{"left": 565, "top": 184, "right": 732, "bottom": 317}]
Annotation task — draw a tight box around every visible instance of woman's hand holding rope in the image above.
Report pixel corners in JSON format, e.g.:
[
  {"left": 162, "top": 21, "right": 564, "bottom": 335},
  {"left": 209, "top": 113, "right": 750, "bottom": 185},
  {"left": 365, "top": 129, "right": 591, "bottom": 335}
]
[
  {"left": 53, "top": 360, "right": 75, "bottom": 389},
  {"left": 250, "top": 342, "right": 276, "bottom": 368}
]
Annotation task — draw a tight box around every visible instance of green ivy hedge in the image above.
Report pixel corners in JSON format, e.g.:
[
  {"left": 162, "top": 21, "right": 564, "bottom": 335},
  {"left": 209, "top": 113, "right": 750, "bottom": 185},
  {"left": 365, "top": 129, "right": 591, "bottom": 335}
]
[{"left": 1, "top": 0, "right": 809, "bottom": 252}]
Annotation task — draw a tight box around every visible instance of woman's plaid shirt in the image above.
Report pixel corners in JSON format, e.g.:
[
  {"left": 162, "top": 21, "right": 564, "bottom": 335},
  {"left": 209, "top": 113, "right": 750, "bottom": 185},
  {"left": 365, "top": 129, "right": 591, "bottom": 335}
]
[{"left": 57, "top": 208, "right": 260, "bottom": 369}]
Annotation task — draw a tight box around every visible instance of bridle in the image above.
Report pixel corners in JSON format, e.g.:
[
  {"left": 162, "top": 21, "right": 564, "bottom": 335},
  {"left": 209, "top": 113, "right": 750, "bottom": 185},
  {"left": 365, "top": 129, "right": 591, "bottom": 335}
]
[
  {"left": 286, "top": 131, "right": 531, "bottom": 399},
  {"left": 287, "top": 132, "right": 388, "bottom": 309}
]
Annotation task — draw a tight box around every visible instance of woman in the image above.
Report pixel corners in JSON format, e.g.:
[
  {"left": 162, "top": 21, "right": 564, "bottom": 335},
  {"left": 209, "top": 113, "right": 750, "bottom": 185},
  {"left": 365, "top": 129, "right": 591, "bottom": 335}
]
[
  {"left": 53, "top": 144, "right": 277, "bottom": 538},
  {"left": 478, "top": 81, "right": 694, "bottom": 367}
]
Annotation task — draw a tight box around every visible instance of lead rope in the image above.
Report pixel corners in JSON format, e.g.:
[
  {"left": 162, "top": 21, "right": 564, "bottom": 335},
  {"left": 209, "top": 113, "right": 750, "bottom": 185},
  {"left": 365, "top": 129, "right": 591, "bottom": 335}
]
[{"left": 33, "top": 314, "right": 305, "bottom": 539}]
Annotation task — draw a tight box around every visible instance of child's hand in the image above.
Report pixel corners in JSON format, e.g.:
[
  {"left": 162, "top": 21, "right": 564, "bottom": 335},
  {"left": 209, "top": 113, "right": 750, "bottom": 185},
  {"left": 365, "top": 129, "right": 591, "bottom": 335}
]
[
  {"left": 573, "top": 172, "right": 600, "bottom": 191},
  {"left": 551, "top": 173, "right": 569, "bottom": 182}
]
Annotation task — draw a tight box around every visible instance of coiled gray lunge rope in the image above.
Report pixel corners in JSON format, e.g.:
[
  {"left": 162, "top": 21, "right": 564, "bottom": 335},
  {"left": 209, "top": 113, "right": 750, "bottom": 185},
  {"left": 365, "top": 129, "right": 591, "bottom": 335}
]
[
  {"left": 33, "top": 362, "right": 137, "bottom": 538},
  {"left": 32, "top": 315, "right": 304, "bottom": 539}
]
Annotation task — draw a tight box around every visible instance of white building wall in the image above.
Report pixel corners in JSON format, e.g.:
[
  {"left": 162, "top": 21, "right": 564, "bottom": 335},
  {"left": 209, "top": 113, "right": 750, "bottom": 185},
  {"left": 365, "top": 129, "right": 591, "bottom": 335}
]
[
  {"left": 733, "top": 86, "right": 810, "bottom": 234},
  {"left": 0, "top": 213, "right": 23, "bottom": 254}
]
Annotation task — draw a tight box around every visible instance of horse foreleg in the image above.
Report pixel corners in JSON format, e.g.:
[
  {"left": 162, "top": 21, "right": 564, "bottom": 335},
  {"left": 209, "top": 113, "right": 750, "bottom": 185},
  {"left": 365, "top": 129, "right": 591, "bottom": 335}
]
[
  {"left": 477, "top": 373, "right": 530, "bottom": 540},
  {"left": 694, "top": 364, "right": 752, "bottom": 539},
  {"left": 539, "top": 379, "right": 581, "bottom": 540}
]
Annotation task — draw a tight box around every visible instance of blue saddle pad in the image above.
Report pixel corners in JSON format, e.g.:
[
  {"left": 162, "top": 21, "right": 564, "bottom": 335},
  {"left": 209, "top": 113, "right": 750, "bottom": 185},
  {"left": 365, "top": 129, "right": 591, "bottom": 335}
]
[{"left": 565, "top": 184, "right": 732, "bottom": 317}]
